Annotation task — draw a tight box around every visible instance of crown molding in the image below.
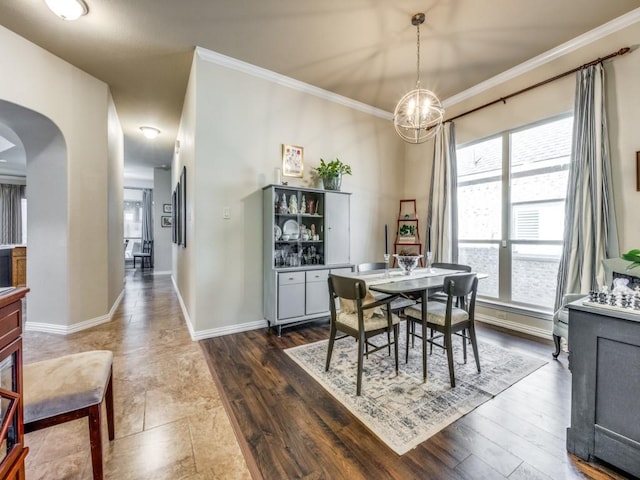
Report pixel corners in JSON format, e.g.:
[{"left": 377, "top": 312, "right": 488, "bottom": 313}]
[
  {"left": 195, "top": 47, "right": 393, "bottom": 120},
  {"left": 443, "top": 7, "right": 640, "bottom": 108}
]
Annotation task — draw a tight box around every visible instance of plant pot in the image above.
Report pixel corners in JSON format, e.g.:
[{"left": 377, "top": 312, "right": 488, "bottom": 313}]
[{"left": 322, "top": 174, "right": 342, "bottom": 191}]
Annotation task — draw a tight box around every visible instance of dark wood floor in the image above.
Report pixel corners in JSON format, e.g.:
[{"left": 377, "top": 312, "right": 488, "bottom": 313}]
[{"left": 201, "top": 321, "right": 632, "bottom": 480}]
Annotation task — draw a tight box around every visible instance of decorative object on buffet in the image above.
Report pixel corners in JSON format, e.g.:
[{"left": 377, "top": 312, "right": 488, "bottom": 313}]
[
  {"left": 394, "top": 254, "right": 421, "bottom": 275},
  {"left": 393, "top": 13, "right": 444, "bottom": 144},
  {"left": 300, "top": 195, "right": 306, "bottom": 213},
  {"left": 313, "top": 158, "right": 352, "bottom": 191},
  {"left": 282, "top": 144, "right": 304, "bottom": 177}
]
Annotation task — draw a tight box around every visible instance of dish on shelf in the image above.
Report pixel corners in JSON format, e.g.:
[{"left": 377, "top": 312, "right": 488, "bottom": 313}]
[
  {"left": 282, "top": 219, "right": 299, "bottom": 236},
  {"left": 274, "top": 225, "right": 282, "bottom": 241}
]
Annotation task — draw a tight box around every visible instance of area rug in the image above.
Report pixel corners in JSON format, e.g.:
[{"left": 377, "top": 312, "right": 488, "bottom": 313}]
[{"left": 285, "top": 327, "right": 546, "bottom": 455}]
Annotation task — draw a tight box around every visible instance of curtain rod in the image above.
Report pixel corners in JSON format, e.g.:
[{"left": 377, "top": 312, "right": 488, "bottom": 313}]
[{"left": 447, "top": 47, "right": 631, "bottom": 123}]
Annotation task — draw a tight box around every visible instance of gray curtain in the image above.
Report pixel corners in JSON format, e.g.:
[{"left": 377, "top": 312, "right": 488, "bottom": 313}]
[
  {"left": 0, "top": 184, "right": 25, "bottom": 244},
  {"left": 141, "top": 189, "right": 153, "bottom": 243},
  {"left": 428, "top": 122, "right": 458, "bottom": 263},
  {"left": 554, "top": 63, "right": 618, "bottom": 310}
]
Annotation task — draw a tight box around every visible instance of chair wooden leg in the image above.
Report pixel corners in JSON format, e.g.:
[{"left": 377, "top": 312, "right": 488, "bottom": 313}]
[
  {"left": 462, "top": 329, "right": 468, "bottom": 363},
  {"left": 429, "top": 328, "right": 434, "bottom": 355},
  {"left": 469, "top": 324, "right": 481, "bottom": 373},
  {"left": 105, "top": 371, "right": 115, "bottom": 441},
  {"left": 552, "top": 334, "right": 561, "bottom": 359},
  {"left": 445, "top": 332, "right": 456, "bottom": 388},
  {"left": 393, "top": 323, "right": 399, "bottom": 375},
  {"left": 405, "top": 320, "right": 411, "bottom": 363},
  {"left": 356, "top": 331, "right": 365, "bottom": 396},
  {"left": 387, "top": 330, "right": 391, "bottom": 356},
  {"left": 325, "top": 324, "right": 337, "bottom": 371},
  {"left": 88, "top": 404, "right": 104, "bottom": 480}
]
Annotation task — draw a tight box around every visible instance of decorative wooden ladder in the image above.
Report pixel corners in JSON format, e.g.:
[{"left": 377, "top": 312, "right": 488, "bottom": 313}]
[{"left": 393, "top": 199, "right": 423, "bottom": 266}]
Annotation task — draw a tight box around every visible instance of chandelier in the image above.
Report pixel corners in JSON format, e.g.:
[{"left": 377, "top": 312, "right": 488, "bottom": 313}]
[{"left": 393, "top": 13, "right": 444, "bottom": 144}]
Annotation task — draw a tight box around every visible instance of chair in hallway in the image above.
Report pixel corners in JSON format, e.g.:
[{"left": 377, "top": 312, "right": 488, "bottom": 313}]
[
  {"left": 23, "top": 350, "right": 115, "bottom": 480},
  {"left": 326, "top": 274, "right": 400, "bottom": 396},
  {"left": 404, "top": 273, "right": 480, "bottom": 387},
  {"left": 133, "top": 239, "right": 153, "bottom": 269}
]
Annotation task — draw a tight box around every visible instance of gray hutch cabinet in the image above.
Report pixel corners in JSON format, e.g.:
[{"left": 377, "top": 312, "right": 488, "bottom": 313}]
[{"left": 263, "top": 185, "right": 352, "bottom": 335}]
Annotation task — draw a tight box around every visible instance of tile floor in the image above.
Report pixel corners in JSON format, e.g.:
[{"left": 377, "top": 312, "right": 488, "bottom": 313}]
[{"left": 22, "top": 269, "right": 251, "bottom": 480}]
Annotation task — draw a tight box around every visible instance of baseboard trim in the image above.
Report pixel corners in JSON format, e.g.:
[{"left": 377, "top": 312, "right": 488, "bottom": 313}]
[
  {"left": 171, "top": 275, "right": 196, "bottom": 339},
  {"left": 476, "top": 313, "right": 552, "bottom": 340},
  {"left": 191, "top": 320, "right": 270, "bottom": 341},
  {"left": 25, "top": 288, "right": 125, "bottom": 335},
  {"left": 153, "top": 270, "right": 171, "bottom": 275}
]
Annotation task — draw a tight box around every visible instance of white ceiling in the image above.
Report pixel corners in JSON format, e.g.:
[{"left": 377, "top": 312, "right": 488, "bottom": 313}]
[{"left": 0, "top": 0, "right": 638, "bottom": 182}]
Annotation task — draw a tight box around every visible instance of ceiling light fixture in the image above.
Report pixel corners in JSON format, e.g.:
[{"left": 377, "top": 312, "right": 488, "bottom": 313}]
[
  {"left": 140, "top": 126, "right": 161, "bottom": 140},
  {"left": 44, "top": 0, "right": 88, "bottom": 21},
  {"left": 393, "top": 13, "right": 444, "bottom": 144}
]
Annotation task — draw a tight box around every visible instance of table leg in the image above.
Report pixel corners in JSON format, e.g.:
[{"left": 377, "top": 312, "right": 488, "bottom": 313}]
[{"left": 421, "top": 290, "right": 427, "bottom": 383}]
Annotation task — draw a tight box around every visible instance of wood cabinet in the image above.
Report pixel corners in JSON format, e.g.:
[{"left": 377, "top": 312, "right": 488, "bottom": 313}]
[
  {"left": 0, "top": 287, "right": 29, "bottom": 480},
  {"left": 566, "top": 301, "right": 640, "bottom": 478},
  {"left": 11, "top": 248, "right": 26, "bottom": 288},
  {"left": 263, "top": 185, "right": 352, "bottom": 335}
]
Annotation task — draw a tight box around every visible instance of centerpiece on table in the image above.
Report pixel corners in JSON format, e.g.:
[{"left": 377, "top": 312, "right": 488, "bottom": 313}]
[{"left": 313, "top": 158, "right": 352, "bottom": 191}]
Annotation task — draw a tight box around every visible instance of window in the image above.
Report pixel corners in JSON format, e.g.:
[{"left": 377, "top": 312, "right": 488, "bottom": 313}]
[{"left": 456, "top": 115, "right": 572, "bottom": 311}]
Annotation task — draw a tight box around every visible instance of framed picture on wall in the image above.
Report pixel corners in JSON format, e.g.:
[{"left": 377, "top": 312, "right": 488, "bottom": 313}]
[
  {"left": 179, "top": 166, "right": 187, "bottom": 247},
  {"left": 163, "top": 203, "right": 172, "bottom": 214},
  {"left": 171, "top": 189, "right": 177, "bottom": 243},
  {"left": 282, "top": 144, "right": 303, "bottom": 178},
  {"left": 161, "top": 216, "right": 172, "bottom": 227},
  {"left": 637, "top": 151, "right": 640, "bottom": 191}
]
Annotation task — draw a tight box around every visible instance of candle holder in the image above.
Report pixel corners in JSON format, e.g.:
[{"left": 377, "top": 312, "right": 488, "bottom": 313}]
[
  {"left": 425, "top": 251, "right": 433, "bottom": 272},
  {"left": 383, "top": 253, "right": 391, "bottom": 278}
]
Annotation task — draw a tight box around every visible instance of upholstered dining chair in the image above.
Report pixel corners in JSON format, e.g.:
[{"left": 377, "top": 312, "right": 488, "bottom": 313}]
[
  {"left": 326, "top": 274, "right": 400, "bottom": 396},
  {"left": 429, "top": 262, "right": 472, "bottom": 301},
  {"left": 404, "top": 273, "right": 480, "bottom": 387}
]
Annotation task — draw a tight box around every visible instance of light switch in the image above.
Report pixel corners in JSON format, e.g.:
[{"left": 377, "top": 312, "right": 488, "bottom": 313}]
[{"left": 223, "top": 207, "right": 230, "bottom": 219}]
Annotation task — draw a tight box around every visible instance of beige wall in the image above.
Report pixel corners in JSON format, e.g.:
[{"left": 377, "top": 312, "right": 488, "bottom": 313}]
[
  {"left": 0, "top": 25, "right": 123, "bottom": 330},
  {"left": 172, "top": 50, "right": 405, "bottom": 335},
  {"left": 108, "top": 93, "right": 125, "bottom": 307}
]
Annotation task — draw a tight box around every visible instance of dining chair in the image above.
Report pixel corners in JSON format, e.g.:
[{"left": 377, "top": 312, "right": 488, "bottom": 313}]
[
  {"left": 133, "top": 240, "right": 153, "bottom": 269},
  {"left": 404, "top": 273, "right": 480, "bottom": 387},
  {"left": 326, "top": 274, "right": 400, "bottom": 396},
  {"left": 357, "top": 262, "right": 417, "bottom": 311}
]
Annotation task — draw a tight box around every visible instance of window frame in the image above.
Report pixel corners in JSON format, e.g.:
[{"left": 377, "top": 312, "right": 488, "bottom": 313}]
[{"left": 455, "top": 113, "right": 573, "bottom": 313}]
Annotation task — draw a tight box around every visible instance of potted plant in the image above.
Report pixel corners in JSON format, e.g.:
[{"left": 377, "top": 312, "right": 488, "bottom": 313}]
[
  {"left": 398, "top": 224, "right": 416, "bottom": 243},
  {"left": 314, "top": 158, "right": 352, "bottom": 191},
  {"left": 622, "top": 249, "right": 640, "bottom": 270}
]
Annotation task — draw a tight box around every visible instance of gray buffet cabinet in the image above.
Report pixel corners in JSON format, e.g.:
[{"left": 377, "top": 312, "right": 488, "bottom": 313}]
[
  {"left": 566, "top": 300, "right": 640, "bottom": 477},
  {"left": 263, "top": 185, "right": 353, "bottom": 335}
]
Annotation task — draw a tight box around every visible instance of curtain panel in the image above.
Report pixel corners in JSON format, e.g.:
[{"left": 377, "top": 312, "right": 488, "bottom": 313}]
[
  {"left": 554, "top": 63, "right": 619, "bottom": 311},
  {"left": 141, "top": 189, "right": 153, "bottom": 243},
  {"left": 0, "top": 183, "right": 25, "bottom": 244},
  {"left": 428, "top": 122, "right": 458, "bottom": 263}
]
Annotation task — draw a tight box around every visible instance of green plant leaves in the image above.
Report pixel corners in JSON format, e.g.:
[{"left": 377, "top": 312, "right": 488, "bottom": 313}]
[{"left": 621, "top": 248, "right": 640, "bottom": 270}]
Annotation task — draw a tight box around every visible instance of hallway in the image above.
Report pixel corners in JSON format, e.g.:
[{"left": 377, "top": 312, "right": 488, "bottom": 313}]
[{"left": 22, "top": 269, "right": 251, "bottom": 479}]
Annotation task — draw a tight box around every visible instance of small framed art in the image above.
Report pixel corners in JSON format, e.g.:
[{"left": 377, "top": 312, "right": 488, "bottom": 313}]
[
  {"left": 637, "top": 151, "right": 640, "bottom": 191},
  {"left": 161, "top": 216, "right": 172, "bottom": 228},
  {"left": 163, "top": 204, "right": 172, "bottom": 213},
  {"left": 282, "top": 144, "right": 303, "bottom": 178}
]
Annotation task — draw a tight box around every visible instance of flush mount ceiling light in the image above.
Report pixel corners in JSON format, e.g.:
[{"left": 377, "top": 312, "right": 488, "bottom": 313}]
[
  {"left": 393, "top": 13, "right": 444, "bottom": 144},
  {"left": 44, "top": 0, "right": 88, "bottom": 20},
  {"left": 140, "top": 126, "right": 161, "bottom": 140}
]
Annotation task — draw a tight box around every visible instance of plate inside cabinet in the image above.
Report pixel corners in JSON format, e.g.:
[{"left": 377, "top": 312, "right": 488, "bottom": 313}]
[
  {"left": 274, "top": 225, "right": 282, "bottom": 240},
  {"left": 282, "top": 219, "right": 299, "bottom": 236}
]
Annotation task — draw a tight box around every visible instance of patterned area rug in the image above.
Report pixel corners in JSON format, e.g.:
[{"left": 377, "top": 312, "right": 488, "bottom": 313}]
[{"left": 285, "top": 327, "right": 546, "bottom": 455}]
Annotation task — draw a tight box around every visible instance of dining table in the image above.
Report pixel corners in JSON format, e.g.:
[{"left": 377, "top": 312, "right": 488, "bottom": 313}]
[{"left": 337, "top": 267, "right": 483, "bottom": 383}]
